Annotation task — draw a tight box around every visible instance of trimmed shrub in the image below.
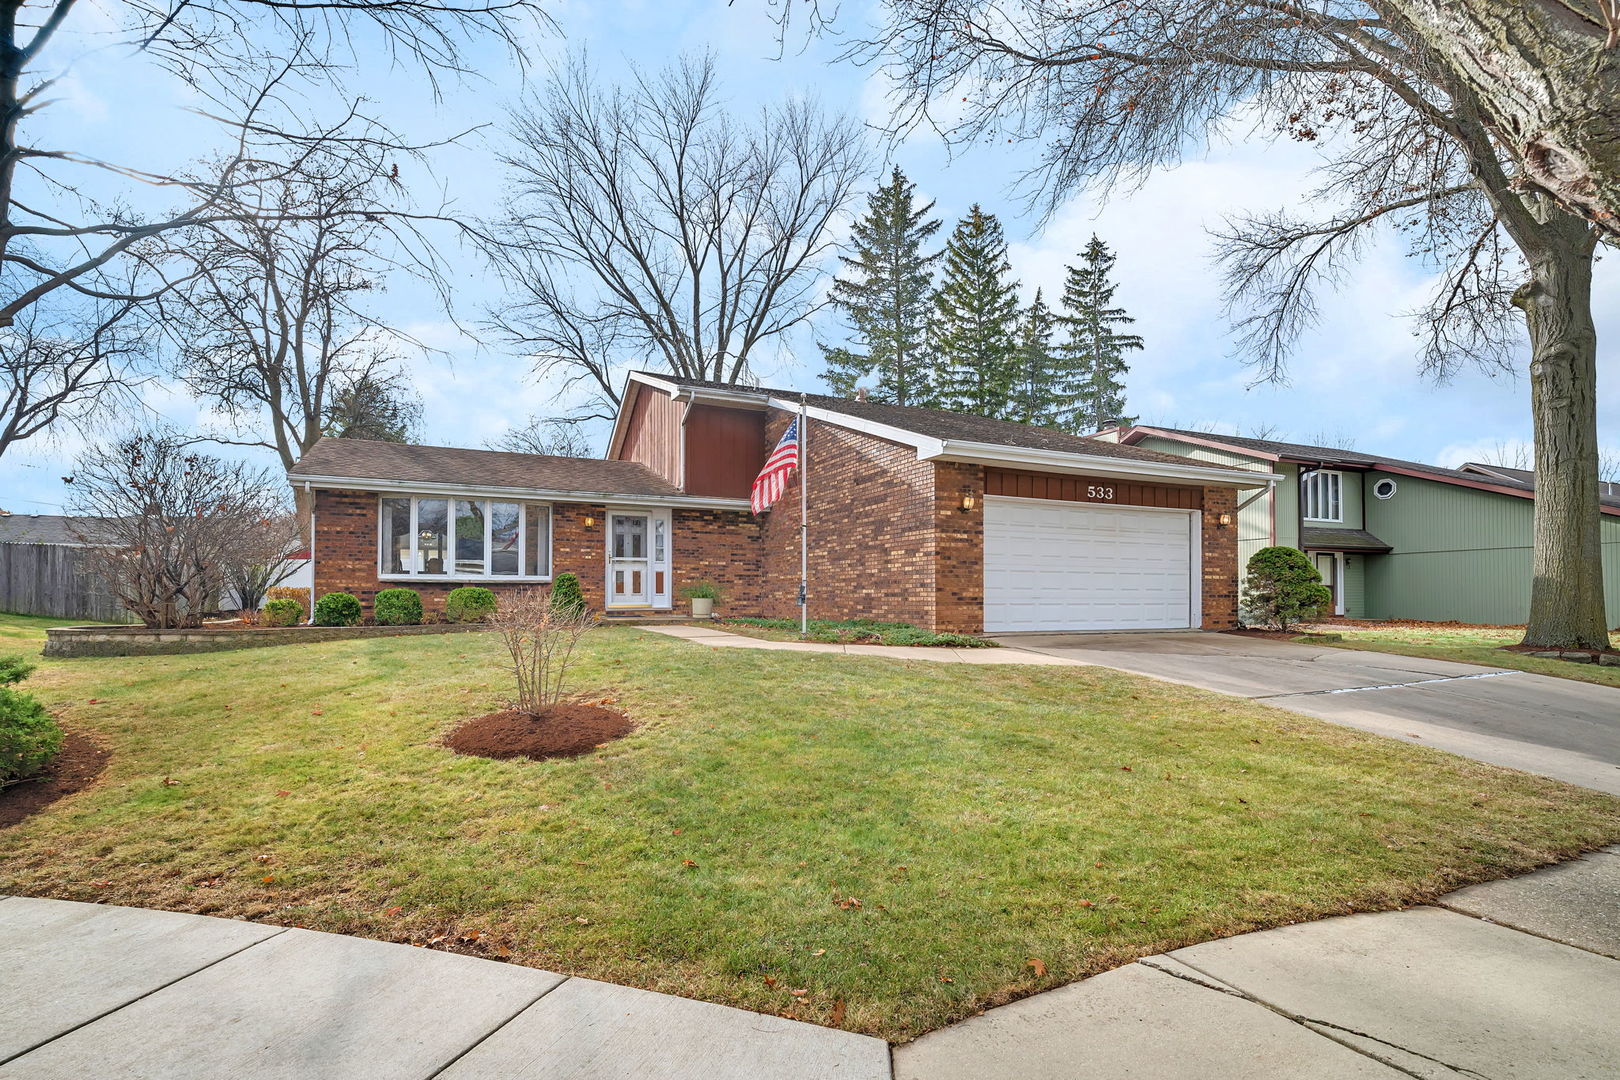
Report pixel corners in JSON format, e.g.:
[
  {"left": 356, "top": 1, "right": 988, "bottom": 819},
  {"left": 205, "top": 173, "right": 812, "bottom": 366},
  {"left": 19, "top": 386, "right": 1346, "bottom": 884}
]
[
  {"left": 313, "top": 591, "right": 363, "bottom": 627},
  {"left": 374, "top": 588, "right": 424, "bottom": 626},
  {"left": 261, "top": 598, "right": 304, "bottom": 627},
  {"left": 446, "top": 586, "right": 497, "bottom": 623},
  {"left": 0, "top": 657, "right": 60, "bottom": 783},
  {"left": 549, "top": 573, "right": 585, "bottom": 616},
  {"left": 265, "top": 586, "right": 309, "bottom": 615},
  {"left": 1240, "top": 546, "right": 1332, "bottom": 631}
]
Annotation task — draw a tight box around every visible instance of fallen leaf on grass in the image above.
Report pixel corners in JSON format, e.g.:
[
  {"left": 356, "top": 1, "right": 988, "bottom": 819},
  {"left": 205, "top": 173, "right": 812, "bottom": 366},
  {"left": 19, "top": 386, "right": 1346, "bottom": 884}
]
[
  {"left": 262, "top": 876, "right": 275, "bottom": 884},
  {"left": 764, "top": 976, "right": 778, "bottom": 987},
  {"left": 1027, "top": 958, "right": 1047, "bottom": 977},
  {"left": 274, "top": 790, "right": 290, "bottom": 798},
  {"left": 681, "top": 859, "right": 698, "bottom": 868},
  {"left": 384, "top": 906, "right": 403, "bottom": 917},
  {"left": 829, "top": 999, "right": 847, "bottom": 1026},
  {"left": 810, "top": 949, "right": 826, "bottom": 956},
  {"left": 574, "top": 916, "right": 591, "bottom": 925},
  {"left": 161, "top": 777, "right": 181, "bottom": 787},
  {"left": 254, "top": 854, "right": 273, "bottom": 864},
  {"left": 790, "top": 988, "right": 808, "bottom": 997}
]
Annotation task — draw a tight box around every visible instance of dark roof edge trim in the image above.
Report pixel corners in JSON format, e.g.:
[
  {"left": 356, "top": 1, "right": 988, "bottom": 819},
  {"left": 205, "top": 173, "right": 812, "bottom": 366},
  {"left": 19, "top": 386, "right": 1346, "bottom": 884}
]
[{"left": 287, "top": 472, "right": 752, "bottom": 511}]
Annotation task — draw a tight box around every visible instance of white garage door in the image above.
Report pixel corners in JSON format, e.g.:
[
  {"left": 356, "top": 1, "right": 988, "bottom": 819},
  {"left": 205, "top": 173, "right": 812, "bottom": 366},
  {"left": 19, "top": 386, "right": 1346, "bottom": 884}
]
[{"left": 983, "top": 497, "right": 1196, "bottom": 632}]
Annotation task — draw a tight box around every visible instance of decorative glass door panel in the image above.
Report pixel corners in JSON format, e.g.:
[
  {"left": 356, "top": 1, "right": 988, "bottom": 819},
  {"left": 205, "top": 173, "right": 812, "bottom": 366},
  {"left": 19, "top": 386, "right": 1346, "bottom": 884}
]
[{"left": 609, "top": 513, "right": 652, "bottom": 606}]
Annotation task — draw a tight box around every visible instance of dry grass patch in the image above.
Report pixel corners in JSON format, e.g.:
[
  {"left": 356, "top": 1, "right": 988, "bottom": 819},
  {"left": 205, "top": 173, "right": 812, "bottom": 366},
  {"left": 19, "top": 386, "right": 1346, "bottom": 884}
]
[{"left": 1308, "top": 623, "right": 1620, "bottom": 689}]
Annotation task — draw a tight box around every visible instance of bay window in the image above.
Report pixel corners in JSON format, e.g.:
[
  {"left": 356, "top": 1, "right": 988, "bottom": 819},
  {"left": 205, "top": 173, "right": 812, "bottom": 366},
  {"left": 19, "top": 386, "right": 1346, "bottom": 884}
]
[
  {"left": 379, "top": 496, "right": 551, "bottom": 579},
  {"left": 1301, "top": 470, "right": 1343, "bottom": 522}
]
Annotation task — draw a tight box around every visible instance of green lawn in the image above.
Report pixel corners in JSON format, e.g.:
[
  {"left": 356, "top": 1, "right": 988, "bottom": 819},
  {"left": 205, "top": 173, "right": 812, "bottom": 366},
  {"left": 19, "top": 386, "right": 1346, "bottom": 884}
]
[
  {"left": 0, "top": 611, "right": 100, "bottom": 646},
  {"left": 1306, "top": 624, "right": 1620, "bottom": 690},
  {"left": 2, "top": 614, "right": 1616, "bottom": 1041}
]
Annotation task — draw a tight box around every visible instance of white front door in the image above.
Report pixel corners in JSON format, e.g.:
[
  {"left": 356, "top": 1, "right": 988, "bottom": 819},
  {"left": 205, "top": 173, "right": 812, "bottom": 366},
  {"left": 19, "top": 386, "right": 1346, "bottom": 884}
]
[
  {"left": 983, "top": 497, "right": 1198, "bottom": 632},
  {"left": 608, "top": 513, "right": 652, "bottom": 607}
]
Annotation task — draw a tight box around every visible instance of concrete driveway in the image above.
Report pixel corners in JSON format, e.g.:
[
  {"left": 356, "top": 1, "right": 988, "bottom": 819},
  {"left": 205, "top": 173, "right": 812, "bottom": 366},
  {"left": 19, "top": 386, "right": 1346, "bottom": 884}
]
[{"left": 992, "top": 632, "right": 1620, "bottom": 795}]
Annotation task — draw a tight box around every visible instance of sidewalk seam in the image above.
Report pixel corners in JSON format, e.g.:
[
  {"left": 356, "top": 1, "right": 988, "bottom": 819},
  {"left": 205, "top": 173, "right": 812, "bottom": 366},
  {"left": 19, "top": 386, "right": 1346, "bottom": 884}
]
[
  {"left": 1146, "top": 956, "right": 1490, "bottom": 1079},
  {"left": 422, "top": 974, "right": 571, "bottom": 1079},
  {"left": 0, "top": 925, "right": 291, "bottom": 1067}
]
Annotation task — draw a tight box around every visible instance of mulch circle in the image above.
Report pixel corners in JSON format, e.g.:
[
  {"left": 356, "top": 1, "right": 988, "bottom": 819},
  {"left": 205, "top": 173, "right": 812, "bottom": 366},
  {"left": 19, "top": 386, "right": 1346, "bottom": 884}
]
[
  {"left": 0, "top": 727, "right": 109, "bottom": 829},
  {"left": 443, "top": 704, "right": 635, "bottom": 762}
]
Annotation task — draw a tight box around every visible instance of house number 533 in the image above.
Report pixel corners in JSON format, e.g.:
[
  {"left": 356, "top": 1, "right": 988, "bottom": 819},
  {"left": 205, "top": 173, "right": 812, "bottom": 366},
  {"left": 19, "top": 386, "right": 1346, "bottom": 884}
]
[{"left": 1087, "top": 485, "right": 1115, "bottom": 500}]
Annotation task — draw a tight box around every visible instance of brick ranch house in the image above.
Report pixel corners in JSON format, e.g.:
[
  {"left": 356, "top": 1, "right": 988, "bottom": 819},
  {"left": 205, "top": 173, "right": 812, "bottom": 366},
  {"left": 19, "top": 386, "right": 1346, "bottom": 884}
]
[{"left": 287, "top": 372, "right": 1277, "bottom": 633}]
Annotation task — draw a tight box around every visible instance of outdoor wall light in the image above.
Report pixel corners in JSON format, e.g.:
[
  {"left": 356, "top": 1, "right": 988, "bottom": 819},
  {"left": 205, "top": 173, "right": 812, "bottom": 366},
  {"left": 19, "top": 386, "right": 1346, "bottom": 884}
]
[
  {"left": 1217, "top": 512, "right": 1233, "bottom": 528},
  {"left": 584, "top": 516, "right": 596, "bottom": 527},
  {"left": 961, "top": 494, "right": 976, "bottom": 512}
]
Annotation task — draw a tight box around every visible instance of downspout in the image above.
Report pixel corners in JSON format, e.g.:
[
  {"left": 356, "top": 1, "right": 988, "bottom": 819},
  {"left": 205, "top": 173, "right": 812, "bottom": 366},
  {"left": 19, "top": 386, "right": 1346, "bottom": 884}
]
[
  {"left": 675, "top": 389, "right": 694, "bottom": 491},
  {"left": 304, "top": 482, "right": 316, "bottom": 626}
]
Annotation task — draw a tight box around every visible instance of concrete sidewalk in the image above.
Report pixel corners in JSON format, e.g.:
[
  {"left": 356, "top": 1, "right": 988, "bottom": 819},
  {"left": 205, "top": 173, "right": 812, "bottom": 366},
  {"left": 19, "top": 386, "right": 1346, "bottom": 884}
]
[
  {"left": 0, "top": 895, "right": 888, "bottom": 1080},
  {"left": 897, "top": 847, "right": 1620, "bottom": 1079},
  {"left": 6, "top": 852, "right": 1615, "bottom": 1078},
  {"left": 642, "top": 624, "right": 1082, "bottom": 664}
]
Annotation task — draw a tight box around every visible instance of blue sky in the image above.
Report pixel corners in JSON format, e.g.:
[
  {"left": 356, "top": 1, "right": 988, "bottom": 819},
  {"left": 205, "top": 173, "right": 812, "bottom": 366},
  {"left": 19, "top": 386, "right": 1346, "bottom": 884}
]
[{"left": 2, "top": 0, "right": 1615, "bottom": 513}]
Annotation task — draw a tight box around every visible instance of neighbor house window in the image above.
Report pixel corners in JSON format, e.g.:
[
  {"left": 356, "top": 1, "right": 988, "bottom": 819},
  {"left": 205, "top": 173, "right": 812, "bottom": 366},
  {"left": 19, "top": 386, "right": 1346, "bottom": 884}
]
[
  {"left": 379, "top": 496, "right": 551, "bottom": 579},
  {"left": 1301, "top": 470, "right": 1343, "bottom": 522}
]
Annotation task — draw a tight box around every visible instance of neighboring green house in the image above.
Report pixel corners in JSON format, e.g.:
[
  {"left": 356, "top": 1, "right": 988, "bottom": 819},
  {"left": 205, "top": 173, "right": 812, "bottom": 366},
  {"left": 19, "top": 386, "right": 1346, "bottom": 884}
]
[{"left": 1091, "top": 427, "right": 1620, "bottom": 627}]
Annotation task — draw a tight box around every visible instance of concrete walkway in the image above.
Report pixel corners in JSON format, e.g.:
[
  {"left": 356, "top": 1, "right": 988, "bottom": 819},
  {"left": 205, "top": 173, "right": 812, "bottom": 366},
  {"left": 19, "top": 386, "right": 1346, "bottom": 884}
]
[
  {"left": 642, "top": 624, "right": 1082, "bottom": 664},
  {"left": 0, "top": 894, "right": 888, "bottom": 1079},
  {"left": 896, "top": 848, "right": 1620, "bottom": 1079}
]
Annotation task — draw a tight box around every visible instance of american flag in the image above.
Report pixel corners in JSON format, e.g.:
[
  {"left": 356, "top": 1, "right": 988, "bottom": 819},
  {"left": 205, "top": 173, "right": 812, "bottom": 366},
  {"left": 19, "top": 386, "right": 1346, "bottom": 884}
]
[{"left": 751, "top": 417, "right": 800, "bottom": 514}]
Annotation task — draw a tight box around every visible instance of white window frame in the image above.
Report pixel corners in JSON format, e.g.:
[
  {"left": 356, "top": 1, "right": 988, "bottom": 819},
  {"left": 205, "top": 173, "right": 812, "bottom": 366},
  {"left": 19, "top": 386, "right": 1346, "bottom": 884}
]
[
  {"left": 1301, "top": 469, "right": 1343, "bottom": 523},
  {"left": 377, "top": 494, "right": 553, "bottom": 582}
]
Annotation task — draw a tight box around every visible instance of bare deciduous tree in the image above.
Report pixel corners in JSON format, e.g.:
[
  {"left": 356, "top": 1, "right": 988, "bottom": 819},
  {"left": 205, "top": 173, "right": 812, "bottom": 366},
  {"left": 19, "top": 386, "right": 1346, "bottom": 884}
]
[
  {"left": 158, "top": 147, "right": 435, "bottom": 470},
  {"left": 489, "top": 587, "right": 596, "bottom": 714},
  {"left": 65, "top": 430, "right": 292, "bottom": 628},
  {"left": 0, "top": 1, "right": 542, "bottom": 455},
  {"left": 1370, "top": 1, "right": 1620, "bottom": 239},
  {"left": 490, "top": 52, "right": 870, "bottom": 418},
  {"left": 801, "top": 0, "right": 1610, "bottom": 649},
  {"left": 0, "top": 301, "right": 147, "bottom": 458},
  {"left": 486, "top": 415, "right": 593, "bottom": 457}
]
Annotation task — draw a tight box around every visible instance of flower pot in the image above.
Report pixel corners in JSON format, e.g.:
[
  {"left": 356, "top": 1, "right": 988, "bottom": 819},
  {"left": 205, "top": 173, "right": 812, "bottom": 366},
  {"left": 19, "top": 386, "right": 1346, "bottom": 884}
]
[{"left": 690, "top": 597, "right": 715, "bottom": 618}]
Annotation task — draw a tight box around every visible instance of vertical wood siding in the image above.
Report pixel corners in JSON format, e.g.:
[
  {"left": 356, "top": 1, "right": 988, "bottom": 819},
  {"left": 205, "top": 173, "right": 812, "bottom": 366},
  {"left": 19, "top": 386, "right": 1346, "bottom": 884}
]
[
  {"left": 683, "top": 405, "right": 767, "bottom": 498},
  {"left": 618, "top": 386, "right": 682, "bottom": 487}
]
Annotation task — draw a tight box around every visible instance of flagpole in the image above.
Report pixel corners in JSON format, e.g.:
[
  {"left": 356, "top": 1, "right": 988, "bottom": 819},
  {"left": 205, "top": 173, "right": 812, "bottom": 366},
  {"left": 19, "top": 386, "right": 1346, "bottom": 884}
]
[{"left": 798, "top": 393, "right": 809, "bottom": 636}]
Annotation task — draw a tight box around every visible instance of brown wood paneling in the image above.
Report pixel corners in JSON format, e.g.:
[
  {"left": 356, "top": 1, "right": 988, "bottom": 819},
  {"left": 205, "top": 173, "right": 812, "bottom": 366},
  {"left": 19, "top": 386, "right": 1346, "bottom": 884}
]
[
  {"left": 684, "top": 404, "right": 768, "bottom": 498},
  {"left": 616, "top": 385, "right": 682, "bottom": 486},
  {"left": 983, "top": 467, "right": 1204, "bottom": 510}
]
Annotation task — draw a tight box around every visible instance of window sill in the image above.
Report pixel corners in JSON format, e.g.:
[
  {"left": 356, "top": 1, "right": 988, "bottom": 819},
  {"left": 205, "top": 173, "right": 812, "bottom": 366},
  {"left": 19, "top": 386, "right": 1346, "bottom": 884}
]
[{"left": 378, "top": 574, "right": 554, "bottom": 584}]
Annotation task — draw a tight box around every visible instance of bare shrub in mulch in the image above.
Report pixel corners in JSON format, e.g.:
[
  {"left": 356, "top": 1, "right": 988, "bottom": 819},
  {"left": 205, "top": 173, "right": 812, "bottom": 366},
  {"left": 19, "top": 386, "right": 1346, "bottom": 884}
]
[
  {"left": 444, "top": 704, "right": 634, "bottom": 761},
  {"left": 0, "top": 727, "right": 108, "bottom": 828}
]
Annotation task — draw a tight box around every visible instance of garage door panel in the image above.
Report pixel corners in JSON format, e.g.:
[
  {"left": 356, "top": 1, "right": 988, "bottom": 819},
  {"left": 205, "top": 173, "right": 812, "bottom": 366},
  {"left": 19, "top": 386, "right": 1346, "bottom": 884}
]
[{"left": 983, "top": 498, "right": 1194, "bottom": 632}]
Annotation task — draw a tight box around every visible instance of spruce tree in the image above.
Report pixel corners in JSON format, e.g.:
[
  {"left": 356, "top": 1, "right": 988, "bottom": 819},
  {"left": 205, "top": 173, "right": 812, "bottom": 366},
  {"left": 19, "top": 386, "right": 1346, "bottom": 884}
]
[
  {"left": 1010, "top": 289, "right": 1058, "bottom": 425},
  {"left": 820, "top": 168, "right": 942, "bottom": 406},
  {"left": 1052, "top": 235, "right": 1143, "bottom": 432},
  {"left": 929, "top": 205, "right": 1021, "bottom": 417}
]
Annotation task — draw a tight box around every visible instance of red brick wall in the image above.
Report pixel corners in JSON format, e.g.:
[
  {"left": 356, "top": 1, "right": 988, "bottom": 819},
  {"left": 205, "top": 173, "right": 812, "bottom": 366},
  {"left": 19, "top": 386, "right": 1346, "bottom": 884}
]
[
  {"left": 311, "top": 489, "right": 757, "bottom": 617},
  {"left": 757, "top": 410, "right": 941, "bottom": 626},
  {"left": 934, "top": 462, "right": 984, "bottom": 633},
  {"left": 1199, "top": 486, "right": 1240, "bottom": 629}
]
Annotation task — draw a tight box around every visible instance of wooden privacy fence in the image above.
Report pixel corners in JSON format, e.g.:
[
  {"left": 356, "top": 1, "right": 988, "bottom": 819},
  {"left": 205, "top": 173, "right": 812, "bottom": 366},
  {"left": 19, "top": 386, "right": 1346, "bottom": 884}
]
[{"left": 0, "top": 542, "right": 133, "bottom": 623}]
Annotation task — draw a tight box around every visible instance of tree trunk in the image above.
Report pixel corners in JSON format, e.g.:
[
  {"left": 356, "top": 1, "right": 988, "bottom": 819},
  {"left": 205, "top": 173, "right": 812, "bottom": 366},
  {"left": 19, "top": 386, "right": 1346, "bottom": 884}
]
[
  {"left": 1514, "top": 217, "right": 1608, "bottom": 648},
  {"left": 1381, "top": 0, "right": 1620, "bottom": 239}
]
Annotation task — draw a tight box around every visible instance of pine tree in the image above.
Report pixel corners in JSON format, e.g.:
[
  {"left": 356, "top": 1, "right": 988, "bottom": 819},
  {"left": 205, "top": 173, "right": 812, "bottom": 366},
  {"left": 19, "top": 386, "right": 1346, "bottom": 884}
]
[
  {"left": 1052, "top": 235, "right": 1143, "bottom": 432},
  {"left": 820, "top": 168, "right": 943, "bottom": 406},
  {"left": 1010, "top": 289, "right": 1058, "bottom": 425},
  {"left": 929, "top": 205, "right": 1021, "bottom": 417}
]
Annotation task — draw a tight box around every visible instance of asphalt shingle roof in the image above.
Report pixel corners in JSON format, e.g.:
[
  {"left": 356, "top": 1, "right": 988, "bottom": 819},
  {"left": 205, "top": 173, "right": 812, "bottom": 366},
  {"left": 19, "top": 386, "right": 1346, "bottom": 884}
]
[
  {"left": 639, "top": 374, "right": 1255, "bottom": 475},
  {"left": 0, "top": 514, "right": 110, "bottom": 546},
  {"left": 1300, "top": 526, "right": 1393, "bottom": 552},
  {"left": 1139, "top": 427, "right": 1620, "bottom": 510},
  {"left": 288, "top": 438, "right": 687, "bottom": 498}
]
